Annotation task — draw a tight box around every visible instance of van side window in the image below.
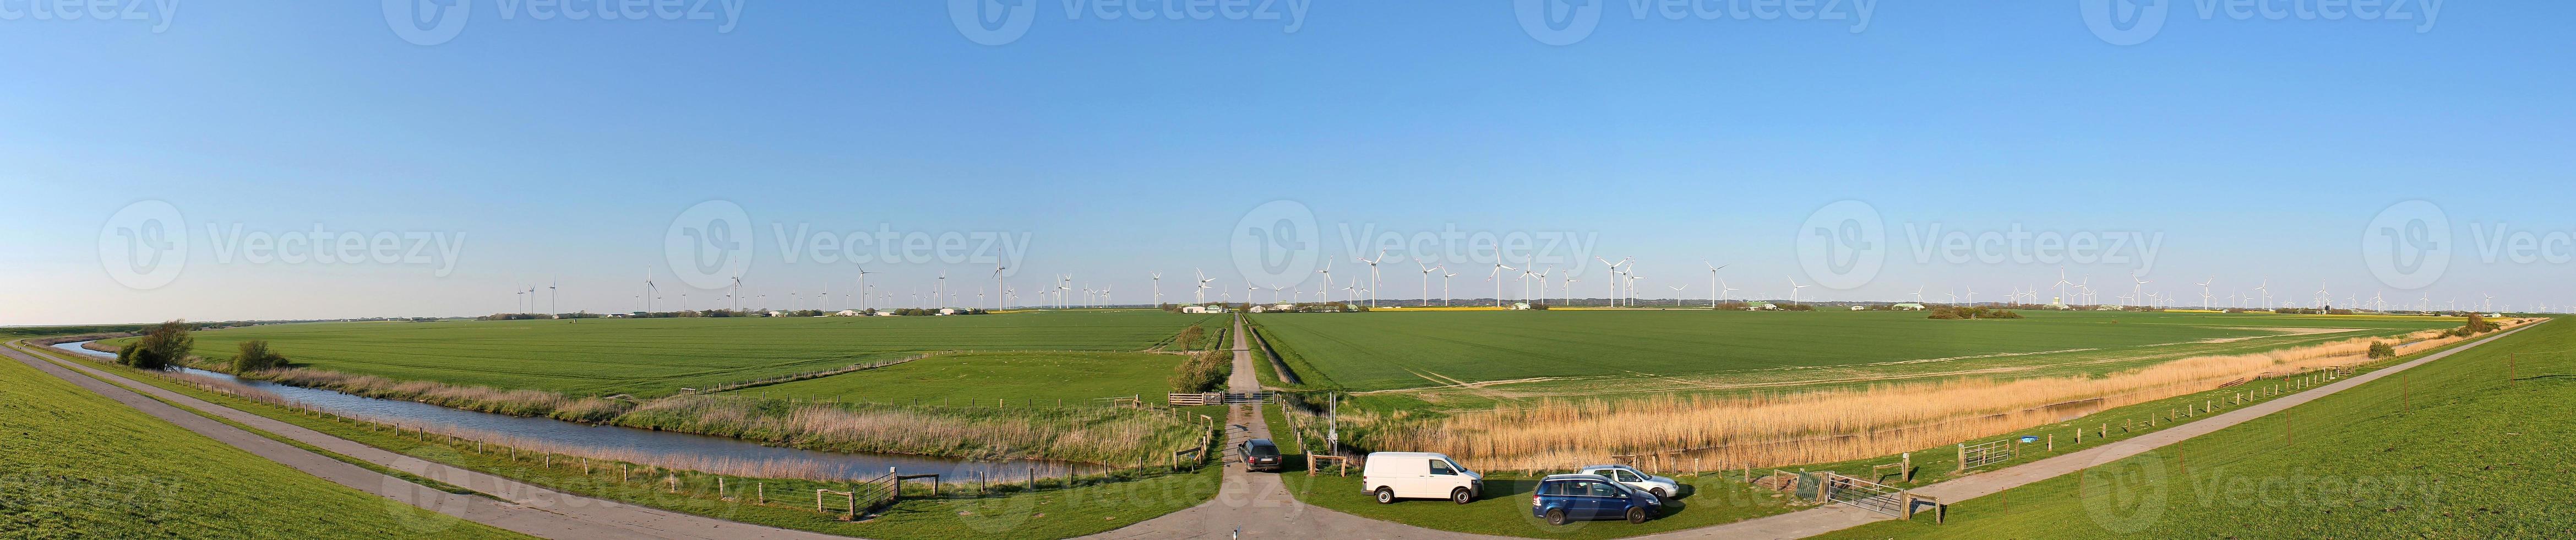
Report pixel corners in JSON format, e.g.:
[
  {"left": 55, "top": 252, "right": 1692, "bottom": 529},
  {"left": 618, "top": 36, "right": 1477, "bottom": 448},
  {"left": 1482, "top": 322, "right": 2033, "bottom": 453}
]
[
  {"left": 1428, "top": 460, "right": 1456, "bottom": 476},
  {"left": 1539, "top": 481, "right": 1567, "bottom": 496}
]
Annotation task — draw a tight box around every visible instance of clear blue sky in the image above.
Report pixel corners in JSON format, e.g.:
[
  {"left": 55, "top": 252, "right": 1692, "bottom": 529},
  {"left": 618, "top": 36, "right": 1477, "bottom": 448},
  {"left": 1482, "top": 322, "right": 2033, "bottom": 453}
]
[{"left": 4, "top": 2, "right": 2570, "bottom": 324}]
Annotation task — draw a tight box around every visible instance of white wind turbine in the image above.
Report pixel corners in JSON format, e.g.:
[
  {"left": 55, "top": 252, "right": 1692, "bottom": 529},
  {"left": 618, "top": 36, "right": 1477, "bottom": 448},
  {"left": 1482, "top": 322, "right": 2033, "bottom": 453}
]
[
  {"left": 2253, "top": 279, "right": 2270, "bottom": 310},
  {"left": 990, "top": 265, "right": 1008, "bottom": 310},
  {"left": 1787, "top": 275, "right": 1811, "bottom": 307},
  {"left": 1416, "top": 259, "right": 1442, "bottom": 307},
  {"left": 1440, "top": 271, "right": 1459, "bottom": 306},
  {"left": 1564, "top": 276, "right": 1581, "bottom": 307},
  {"left": 1721, "top": 278, "right": 1740, "bottom": 305},
  {"left": 1193, "top": 269, "right": 1215, "bottom": 304},
  {"left": 1595, "top": 256, "right": 1631, "bottom": 307},
  {"left": 2196, "top": 277, "right": 2214, "bottom": 310},
  {"left": 1704, "top": 262, "right": 1729, "bottom": 309},
  {"left": 1910, "top": 284, "right": 1926, "bottom": 304},
  {"left": 2128, "top": 273, "right": 2149, "bottom": 307},
  {"left": 1488, "top": 262, "right": 1517, "bottom": 307},
  {"left": 1148, "top": 272, "right": 1163, "bottom": 307},
  {"left": 1315, "top": 261, "right": 1336, "bottom": 304},
  {"left": 1358, "top": 251, "right": 1388, "bottom": 308}
]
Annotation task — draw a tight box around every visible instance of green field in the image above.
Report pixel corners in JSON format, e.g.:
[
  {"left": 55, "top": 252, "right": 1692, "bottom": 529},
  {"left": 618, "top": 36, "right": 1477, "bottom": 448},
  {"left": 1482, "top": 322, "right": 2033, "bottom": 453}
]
[
  {"left": 1251, "top": 310, "right": 2460, "bottom": 407},
  {"left": 1820, "top": 317, "right": 2571, "bottom": 539},
  {"left": 122, "top": 310, "right": 1214, "bottom": 398},
  {"left": 0, "top": 352, "right": 526, "bottom": 539},
  {"left": 730, "top": 351, "right": 1190, "bottom": 404}
]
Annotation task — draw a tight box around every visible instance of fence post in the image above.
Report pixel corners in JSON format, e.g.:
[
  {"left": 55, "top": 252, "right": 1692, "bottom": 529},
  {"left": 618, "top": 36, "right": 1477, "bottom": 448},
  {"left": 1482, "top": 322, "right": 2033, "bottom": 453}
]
[
  {"left": 2047, "top": 434, "right": 2054, "bottom": 451},
  {"left": 1901, "top": 453, "right": 1912, "bottom": 482},
  {"left": 758, "top": 482, "right": 765, "bottom": 505},
  {"left": 1954, "top": 444, "right": 1966, "bottom": 473}
]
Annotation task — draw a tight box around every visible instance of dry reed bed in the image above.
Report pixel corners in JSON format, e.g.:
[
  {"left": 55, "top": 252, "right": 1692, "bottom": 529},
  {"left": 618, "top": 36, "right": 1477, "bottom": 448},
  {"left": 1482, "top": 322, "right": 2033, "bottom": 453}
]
[{"left": 1374, "top": 324, "right": 2511, "bottom": 472}]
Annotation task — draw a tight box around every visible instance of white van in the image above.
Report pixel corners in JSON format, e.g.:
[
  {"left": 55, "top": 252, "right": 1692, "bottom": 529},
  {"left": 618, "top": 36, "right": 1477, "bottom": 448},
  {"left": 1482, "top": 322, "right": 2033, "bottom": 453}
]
[{"left": 1361, "top": 452, "right": 1484, "bottom": 504}]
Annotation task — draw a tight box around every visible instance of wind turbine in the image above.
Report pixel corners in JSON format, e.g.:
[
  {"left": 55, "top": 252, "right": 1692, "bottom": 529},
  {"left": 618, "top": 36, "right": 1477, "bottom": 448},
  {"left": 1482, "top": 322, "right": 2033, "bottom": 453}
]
[
  {"left": 1440, "top": 271, "right": 1459, "bottom": 306},
  {"left": 991, "top": 265, "right": 1007, "bottom": 310},
  {"left": 1358, "top": 251, "right": 1388, "bottom": 309},
  {"left": 1488, "top": 263, "right": 1516, "bottom": 307},
  {"left": 1194, "top": 269, "right": 1217, "bottom": 304},
  {"left": 1704, "top": 262, "right": 1729, "bottom": 309},
  {"left": 2129, "top": 272, "right": 2149, "bottom": 307},
  {"left": 1787, "top": 275, "right": 1811, "bottom": 307},
  {"left": 1148, "top": 272, "right": 1163, "bottom": 307},
  {"left": 1595, "top": 256, "right": 1630, "bottom": 307},
  {"left": 1720, "top": 278, "right": 1739, "bottom": 306},
  {"left": 1416, "top": 259, "right": 1442, "bottom": 308},
  {"left": 1564, "top": 276, "right": 1581, "bottom": 307},
  {"left": 2196, "top": 277, "right": 2214, "bottom": 310},
  {"left": 1315, "top": 261, "right": 1336, "bottom": 304},
  {"left": 642, "top": 268, "right": 658, "bottom": 312},
  {"left": 1910, "top": 285, "right": 1926, "bottom": 304},
  {"left": 2253, "top": 279, "right": 2270, "bottom": 310},
  {"left": 730, "top": 276, "right": 744, "bottom": 311}
]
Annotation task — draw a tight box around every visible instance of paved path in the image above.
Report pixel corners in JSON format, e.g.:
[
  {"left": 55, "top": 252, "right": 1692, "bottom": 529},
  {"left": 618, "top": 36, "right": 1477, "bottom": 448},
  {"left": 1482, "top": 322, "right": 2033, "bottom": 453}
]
[
  {"left": 1629, "top": 320, "right": 2545, "bottom": 539},
  {"left": 3, "top": 341, "right": 848, "bottom": 540},
  {"left": 1079, "top": 316, "right": 1510, "bottom": 539}
]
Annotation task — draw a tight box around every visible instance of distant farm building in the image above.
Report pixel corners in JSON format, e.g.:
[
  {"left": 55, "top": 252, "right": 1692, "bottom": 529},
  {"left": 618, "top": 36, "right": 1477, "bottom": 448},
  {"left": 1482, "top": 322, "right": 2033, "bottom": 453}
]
[{"left": 1893, "top": 303, "right": 1927, "bottom": 310}]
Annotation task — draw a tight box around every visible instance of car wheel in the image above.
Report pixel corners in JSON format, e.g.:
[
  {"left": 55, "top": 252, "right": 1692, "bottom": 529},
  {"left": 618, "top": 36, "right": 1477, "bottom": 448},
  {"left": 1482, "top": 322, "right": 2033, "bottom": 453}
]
[
  {"left": 1452, "top": 488, "right": 1473, "bottom": 504},
  {"left": 1627, "top": 507, "right": 1649, "bottom": 524},
  {"left": 1546, "top": 509, "right": 1568, "bottom": 526},
  {"left": 1651, "top": 487, "right": 1669, "bottom": 499},
  {"left": 1374, "top": 488, "right": 1395, "bottom": 504}
]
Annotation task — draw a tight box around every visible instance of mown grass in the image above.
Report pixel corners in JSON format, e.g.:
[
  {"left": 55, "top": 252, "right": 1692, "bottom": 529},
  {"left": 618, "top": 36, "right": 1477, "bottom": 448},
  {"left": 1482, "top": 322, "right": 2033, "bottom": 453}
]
[
  {"left": 19, "top": 341, "right": 1226, "bottom": 540},
  {"left": 106, "top": 310, "right": 1215, "bottom": 398},
  {"left": 1818, "top": 317, "right": 2574, "bottom": 539},
  {"left": 1251, "top": 310, "right": 2457, "bottom": 396},
  {"left": 734, "top": 351, "right": 1189, "bottom": 404},
  {"left": 0, "top": 348, "right": 527, "bottom": 539}
]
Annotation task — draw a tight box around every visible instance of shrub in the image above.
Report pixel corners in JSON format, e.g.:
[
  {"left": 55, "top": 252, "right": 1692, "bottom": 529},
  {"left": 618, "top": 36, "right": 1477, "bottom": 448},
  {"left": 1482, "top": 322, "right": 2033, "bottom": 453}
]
[
  {"left": 1168, "top": 350, "right": 1228, "bottom": 393},
  {"left": 1173, "top": 325, "right": 1207, "bottom": 350},
  {"left": 2366, "top": 342, "right": 2397, "bottom": 359},
  {"left": 231, "top": 340, "right": 289, "bottom": 372}
]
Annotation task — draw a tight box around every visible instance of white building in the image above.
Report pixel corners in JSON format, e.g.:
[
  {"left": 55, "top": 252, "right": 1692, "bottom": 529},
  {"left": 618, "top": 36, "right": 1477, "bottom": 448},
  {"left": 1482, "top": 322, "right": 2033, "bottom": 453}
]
[{"left": 835, "top": 310, "right": 863, "bottom": 317}]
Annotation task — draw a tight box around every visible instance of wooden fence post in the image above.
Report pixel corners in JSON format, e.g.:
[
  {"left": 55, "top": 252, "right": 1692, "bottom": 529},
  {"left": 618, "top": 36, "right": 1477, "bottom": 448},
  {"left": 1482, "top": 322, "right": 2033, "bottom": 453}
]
[
  {"left": 2047, "top": 434, "right": 2054, "bottom": 451},
  {"left": 1954, "top": 444, "right": 1966, "bottom": 473}
]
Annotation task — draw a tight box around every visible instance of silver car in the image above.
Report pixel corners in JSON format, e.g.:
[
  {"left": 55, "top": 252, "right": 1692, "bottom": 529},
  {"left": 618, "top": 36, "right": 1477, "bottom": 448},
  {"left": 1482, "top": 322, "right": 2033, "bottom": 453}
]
[{"left": 1575, "top": 465, "right": 1682, "bottom": 499}]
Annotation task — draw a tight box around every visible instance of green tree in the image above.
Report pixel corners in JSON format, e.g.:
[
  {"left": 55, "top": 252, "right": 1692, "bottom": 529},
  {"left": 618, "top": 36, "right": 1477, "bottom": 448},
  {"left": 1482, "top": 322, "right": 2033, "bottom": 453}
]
[{"left": 119, "top": 320, "right": 194, "bottom": 370}]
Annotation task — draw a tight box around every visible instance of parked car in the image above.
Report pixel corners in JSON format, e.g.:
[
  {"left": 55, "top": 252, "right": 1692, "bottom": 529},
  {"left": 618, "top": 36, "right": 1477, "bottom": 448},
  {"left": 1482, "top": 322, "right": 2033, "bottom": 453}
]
[
  {"left": 1361, "top": 452, "right": 1483, "bottom": 504},
  {"left": 1532, "top": 474, "right": 1662, "bottom": 525},
  {"left": 1238, "top": 439, "right": 1284, "bottom": 472},
  {"left": 1575, "top": 464, "right": 1683, "bottom": 498}
]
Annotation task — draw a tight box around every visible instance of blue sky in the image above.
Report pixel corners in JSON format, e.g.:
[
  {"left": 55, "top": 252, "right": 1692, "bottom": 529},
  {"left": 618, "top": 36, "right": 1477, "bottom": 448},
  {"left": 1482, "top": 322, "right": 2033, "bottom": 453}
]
[{"left": 4, "top": 1, "right": 2572, "bottom": 324}]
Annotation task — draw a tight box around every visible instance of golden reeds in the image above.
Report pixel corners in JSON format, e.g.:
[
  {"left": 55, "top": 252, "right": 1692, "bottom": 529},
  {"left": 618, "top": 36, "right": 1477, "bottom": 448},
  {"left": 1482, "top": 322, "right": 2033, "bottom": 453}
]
[{"left": 1374, "top": 326, "right": 2502, "bottom": 472}]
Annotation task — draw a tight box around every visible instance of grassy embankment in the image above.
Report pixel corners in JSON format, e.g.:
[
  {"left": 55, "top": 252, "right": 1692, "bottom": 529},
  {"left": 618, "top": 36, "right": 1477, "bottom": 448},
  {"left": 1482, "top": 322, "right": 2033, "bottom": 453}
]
[
  {"left": 16, "top": 340, "right": 1226, "bottom": 540},
  {"left": 1818, "top": 317, "right": 2572, "bottom": 539},
  {"left": 0, "top": 346, "right": 527, "bottom": 539}
]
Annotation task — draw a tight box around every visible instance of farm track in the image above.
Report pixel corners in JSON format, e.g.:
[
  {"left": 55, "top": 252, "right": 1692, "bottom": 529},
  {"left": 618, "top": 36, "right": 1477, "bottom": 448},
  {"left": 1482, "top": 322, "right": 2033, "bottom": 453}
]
[{"left": 2, "top": 341, "right": 852, "bottom": 540}]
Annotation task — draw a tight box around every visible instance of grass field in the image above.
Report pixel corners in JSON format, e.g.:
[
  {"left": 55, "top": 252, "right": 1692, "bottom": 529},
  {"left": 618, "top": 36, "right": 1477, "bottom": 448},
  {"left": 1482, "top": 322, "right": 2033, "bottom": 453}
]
[
  {"left": 14, "top": 340, "right": 1222, "bottom": 540},
  {"left": 115, "top": 310, "right": 1214, "bottom": 398},
  {"left": 1817, "top": 317, "right": 2573, "bottom": 539},
  {"left": 0, "top": 351, "right": 527, "bottom": 539},
  {"left": 1251, "top": 310, "right": 2461, "bottom": 407},
  {"left": 730, "top": 351, "right": 1190, "bottom": 404}
]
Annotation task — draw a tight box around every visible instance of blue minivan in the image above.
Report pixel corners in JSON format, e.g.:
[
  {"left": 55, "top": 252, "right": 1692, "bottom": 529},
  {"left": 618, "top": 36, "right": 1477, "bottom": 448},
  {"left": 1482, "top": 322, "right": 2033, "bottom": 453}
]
[{"left": 1532, "top": 474, "right": 1662, "bottom": 525}]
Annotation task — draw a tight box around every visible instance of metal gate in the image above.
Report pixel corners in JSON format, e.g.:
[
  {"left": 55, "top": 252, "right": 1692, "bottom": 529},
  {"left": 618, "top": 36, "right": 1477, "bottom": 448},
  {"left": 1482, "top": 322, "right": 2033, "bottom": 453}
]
[
  {"left": 1958, "top": 439, "right": 2016, "bottom": 471},
  {"left": 1821, "top": 473, "right": 1907, "bottom": 517}
]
